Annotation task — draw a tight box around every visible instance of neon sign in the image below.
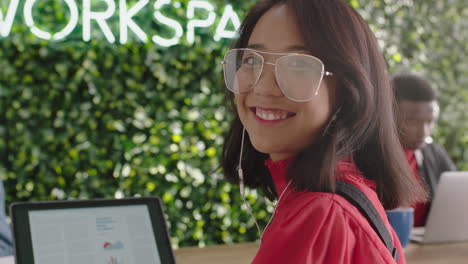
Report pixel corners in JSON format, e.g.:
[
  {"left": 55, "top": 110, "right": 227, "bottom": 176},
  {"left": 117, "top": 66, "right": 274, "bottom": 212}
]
[{"left": 0, "top": 0, "right": 241, "bottom": 46}]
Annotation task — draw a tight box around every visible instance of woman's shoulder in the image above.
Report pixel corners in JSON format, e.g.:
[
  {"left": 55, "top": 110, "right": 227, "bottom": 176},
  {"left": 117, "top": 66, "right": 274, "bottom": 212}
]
[
  {"left": 281, "top": 190, "right": 400, "bottom": 263},
  {"left": 282, "top": 174, "right": 403, "bottom": 261},
  {"left": 303, "top": 190, "right": 379, "bottom": 229},
  {"left": 286, "top": 188, "right": 374, "bottom": 223},
  {"left": 287, "top": 171, "right": 380, "bottom": 219},
  {"left": 284, "top": 171, "right": 384, "bottom": 233}
]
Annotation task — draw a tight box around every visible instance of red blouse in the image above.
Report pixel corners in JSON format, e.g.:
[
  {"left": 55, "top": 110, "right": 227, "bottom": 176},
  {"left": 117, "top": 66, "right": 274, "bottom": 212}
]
[{"left": 251, "top": 158, "right": 406, "bottom": 264}]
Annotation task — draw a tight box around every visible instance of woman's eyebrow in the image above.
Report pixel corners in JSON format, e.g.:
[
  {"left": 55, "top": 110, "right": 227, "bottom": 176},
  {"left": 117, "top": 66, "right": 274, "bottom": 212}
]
[
  {"left": 246, "top": 43, "right": 265, "bottom": 49},
  {"left": 285, "top": 45, "right": 309, "bottom": 52},
  {"left": 245, "top": 43, "right": 309, "bottom": 52}
]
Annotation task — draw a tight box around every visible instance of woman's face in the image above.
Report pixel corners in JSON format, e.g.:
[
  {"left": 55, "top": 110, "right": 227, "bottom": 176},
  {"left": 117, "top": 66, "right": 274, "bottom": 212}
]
[{"left": 235, "top": 4, "right": 336, "bottom": 161}]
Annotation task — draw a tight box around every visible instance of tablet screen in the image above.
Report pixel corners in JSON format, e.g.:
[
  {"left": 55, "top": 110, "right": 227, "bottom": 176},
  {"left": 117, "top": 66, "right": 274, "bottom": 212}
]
[
  {"left": 11, "top": 197, "right": 174, "bottom": 264},
  {"left": 28, "top": 205, "right": 161, "bottom": 264}
]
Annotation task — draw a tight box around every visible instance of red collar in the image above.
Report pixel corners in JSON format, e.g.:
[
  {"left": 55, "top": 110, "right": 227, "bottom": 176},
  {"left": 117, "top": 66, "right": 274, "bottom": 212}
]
[
  {"left": 264, "top": 157, "right": 293, "bottom": 195},
  {"left": 265, "top": 157, "right": 376, "bottom": 195}
]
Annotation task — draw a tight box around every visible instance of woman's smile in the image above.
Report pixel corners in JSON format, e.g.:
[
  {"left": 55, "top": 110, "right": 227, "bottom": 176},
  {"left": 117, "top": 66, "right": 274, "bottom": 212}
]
[{"left": 250, "top": 106, "right": 296, "bottom": 124}]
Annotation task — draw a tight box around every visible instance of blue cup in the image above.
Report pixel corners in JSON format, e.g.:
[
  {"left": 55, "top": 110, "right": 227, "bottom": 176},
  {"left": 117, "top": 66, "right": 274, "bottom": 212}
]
[{"left": 386, "top": 207, "right": 414, "bottom": 247}]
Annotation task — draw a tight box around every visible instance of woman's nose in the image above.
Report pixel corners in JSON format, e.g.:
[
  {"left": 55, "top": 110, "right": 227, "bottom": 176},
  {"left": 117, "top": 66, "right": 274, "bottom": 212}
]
[{"left": 252, "top": 65, "right": 284, "bottom": 97}]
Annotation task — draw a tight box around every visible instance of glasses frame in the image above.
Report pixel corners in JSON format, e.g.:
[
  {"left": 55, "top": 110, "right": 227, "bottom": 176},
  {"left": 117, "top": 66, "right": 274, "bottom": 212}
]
[{"left": 221, "top": 48, "right": 333, "bottom": 102}]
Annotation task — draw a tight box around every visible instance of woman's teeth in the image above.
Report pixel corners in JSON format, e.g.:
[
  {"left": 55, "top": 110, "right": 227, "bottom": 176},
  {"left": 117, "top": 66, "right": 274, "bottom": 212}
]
[{"left": 255, "top": 108, "right": 290, "bottom": 121}]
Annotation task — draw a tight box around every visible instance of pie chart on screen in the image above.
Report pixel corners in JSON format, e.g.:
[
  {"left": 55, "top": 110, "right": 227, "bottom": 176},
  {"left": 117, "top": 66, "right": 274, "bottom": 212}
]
[{"left": 103, "top": 241, "right": 125, "bottom": 250}]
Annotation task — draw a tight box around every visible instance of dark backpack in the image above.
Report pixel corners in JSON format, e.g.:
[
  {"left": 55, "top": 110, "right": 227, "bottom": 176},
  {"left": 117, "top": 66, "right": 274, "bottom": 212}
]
[{"left": 336, "top": 181, "right": 399, "bottom": 262}]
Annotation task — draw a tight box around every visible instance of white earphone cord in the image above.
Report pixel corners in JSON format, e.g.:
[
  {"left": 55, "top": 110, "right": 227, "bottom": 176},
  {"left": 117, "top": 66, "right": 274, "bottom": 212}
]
[
  {"left": 237, "top": 108, "right": 341, "bottom": 240},
  {"left": 237, "top": 128, "right": 293, "bottom": 241},
  {"left": 261, "top": 179, "right": 292, "bottom": 240},
  {"left": 238, "top": 128, "right": 262, "bottom": 237}
]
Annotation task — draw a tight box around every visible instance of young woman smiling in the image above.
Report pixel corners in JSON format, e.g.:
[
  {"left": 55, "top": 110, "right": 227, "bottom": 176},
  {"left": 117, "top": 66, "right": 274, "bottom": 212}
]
[{"left": 221, "top": 0, "right": 427, "bottom": 263}]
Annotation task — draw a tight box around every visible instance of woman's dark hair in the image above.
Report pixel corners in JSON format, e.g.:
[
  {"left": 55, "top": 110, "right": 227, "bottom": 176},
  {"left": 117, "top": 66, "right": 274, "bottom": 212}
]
[
  {"left": 392, "top": 73, "right": 437, "bottom": 102},
  {"left": 221, "top": 0, "right": 427, "bottom": 208}
]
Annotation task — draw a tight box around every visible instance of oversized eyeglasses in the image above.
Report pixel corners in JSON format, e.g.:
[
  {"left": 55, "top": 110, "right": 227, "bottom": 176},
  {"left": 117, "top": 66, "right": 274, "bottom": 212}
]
[{"left": 221, "top": 48, "right": 333, "bottom": 102}]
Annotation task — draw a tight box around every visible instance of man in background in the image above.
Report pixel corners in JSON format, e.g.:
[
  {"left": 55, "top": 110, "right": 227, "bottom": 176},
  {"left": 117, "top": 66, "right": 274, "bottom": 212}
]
[{"left": 393, "top": 73, "right": 457, "bottom": 227}]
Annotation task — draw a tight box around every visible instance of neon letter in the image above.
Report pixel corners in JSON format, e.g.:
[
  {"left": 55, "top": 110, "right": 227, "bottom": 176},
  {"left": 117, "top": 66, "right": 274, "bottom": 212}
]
[
  {"left": 186, "top": 1, "right": 215, "bottom": 44},
  {"left": 214, "top": 5, "right": 240, "bottom": 41},
  {"left": 152, "top": 0, "right": 183, "bottom": 47},
  {"left": 83, "top": 0, "right": 116, "bottom": 43},
  {"left": 120, "top": 0, "right": 148, "bottom": 44},
  {"left": 0, "top": 0, "right": 20, "bottom": 37},
  {"left": 23, "top": 0, "right": 79, "bottom": 40}
]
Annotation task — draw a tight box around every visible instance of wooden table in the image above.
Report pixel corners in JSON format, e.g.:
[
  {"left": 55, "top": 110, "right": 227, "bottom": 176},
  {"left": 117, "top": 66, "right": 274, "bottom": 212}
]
[
  {"left": 175, "top": 242, "right": 468, "bottom": 264},
  {"left": 404, "top": 242, "right": 468, "bottom": 264},
  {"left": 0, "top": 242, "right": 466, "bottom": 263},
  {"left": 175, "top": 243, "right": 258, "bottom": 264}
]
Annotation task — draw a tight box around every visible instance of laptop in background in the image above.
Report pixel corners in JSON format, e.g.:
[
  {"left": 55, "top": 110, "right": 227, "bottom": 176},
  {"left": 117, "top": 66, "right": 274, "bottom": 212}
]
[
  {"left": 10, "top": 197, "right": 175, "bottom": 264},
  {"left": 411, "top": 171, "right": 468, "bottom": 244}
]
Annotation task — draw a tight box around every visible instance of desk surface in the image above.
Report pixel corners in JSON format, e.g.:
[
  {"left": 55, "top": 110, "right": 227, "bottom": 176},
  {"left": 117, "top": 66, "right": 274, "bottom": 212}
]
[
  {"left": 404, "top": 242, "right": 468, "bottom": 264},
  {"left": 1, "top": 242, "right": 467, "bottom": 264},
  {"left": 175, "top": 243, "right": 258, "bottom": 264},
  {"left": 175, "top": 242, "right": 468, "bottom": 264}
]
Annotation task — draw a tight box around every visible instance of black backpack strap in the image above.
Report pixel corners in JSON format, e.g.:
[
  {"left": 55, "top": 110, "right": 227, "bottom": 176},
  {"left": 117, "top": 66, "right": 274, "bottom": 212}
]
[{"left": 335, "top": 181, "right": 399, "bottom": 262}]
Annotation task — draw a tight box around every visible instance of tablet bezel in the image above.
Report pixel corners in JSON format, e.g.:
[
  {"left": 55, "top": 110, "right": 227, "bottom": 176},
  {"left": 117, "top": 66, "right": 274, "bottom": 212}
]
[{"left": 10, "top": 197, "right": 175, "bottom": 264}]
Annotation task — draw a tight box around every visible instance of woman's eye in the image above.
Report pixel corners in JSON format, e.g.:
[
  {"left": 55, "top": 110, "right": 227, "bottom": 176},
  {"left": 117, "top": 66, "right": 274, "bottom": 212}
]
[
  {"left": 289, "top": 60, "right": 308, "bottom": 68},
  {"left": 243, "top": 56, "right": 261, "bottom": 65}
]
